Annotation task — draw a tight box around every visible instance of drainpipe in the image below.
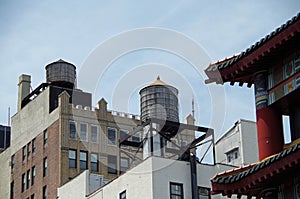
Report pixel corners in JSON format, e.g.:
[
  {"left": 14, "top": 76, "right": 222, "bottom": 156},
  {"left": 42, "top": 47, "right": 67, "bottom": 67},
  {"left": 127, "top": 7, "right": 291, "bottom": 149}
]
[{"left": 190, "top": 153, "right": 198, "bottom": 199}]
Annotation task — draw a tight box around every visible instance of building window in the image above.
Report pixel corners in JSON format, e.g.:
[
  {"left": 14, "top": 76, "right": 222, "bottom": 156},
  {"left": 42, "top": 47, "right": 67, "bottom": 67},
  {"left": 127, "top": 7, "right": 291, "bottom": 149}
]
[
  {"left": 226, "top": 148, "right": 239, "bottom": 163},
  {"left": 11, "top": 155, "right": 14, "bottom": 172},
  {"left": 120, "top": 130, "right": 129, "bottom": 148},
  {"left": 69, "top": 121, "right": 77, "bottom": 139},
  {"left": 120, "top": 130, "right": 128, "bottom": 140},
  {"left": 108, "top": 155, "right": 117, "bottom": 174},
  {"left": 91, "top": 153, "right": 99, "bottom": 172},
  {"left": 31, "top": 166, "right": 36, "bottom": 185},
  {"left": 43, "top": 129, "right": 48, "bottom": 147},
  {"left": 198, "top": 186, "right": 210, "bottom": 199},
  {"left": 170, "top": 182, "right": 184, "bottom": 199},
  {"left": 120, "top": 158, "right": 129, "bottom": 174},
  {"left": 43, "top": 157, "right": 47, "bottom": 177},
  {"left": 32, "top": 138, "right": 36, "bottom": 154},
  {"left": 91, "top": 125, "right": 98, "bottom": 143},
  {"left": 22, "top": 146, "right": 26, "bottom": 162},
  {"left": 80, "top": 151, "right": 88, "bottom": 170},
  {"left": 69, "top": 149, "right": 77, "bottom": 168},
  {"left": 26, "top": 169, "right": 30, "bottom": 189},
  {"left": 119, "top": 190, "right": 126, "bottom": 199},
  {"left": 80, "top": 123, "right": 88, "bottom": 141},
  {"left": 42, "top": 185, "right": 47, "bottom": 199},
  {"left": 108, "top": 128, "right": 116, "bottom": 145},
  {"left": 132, "top": 133, "right": 140, "bottom": 143},
  {"left": 31, "top": 194, "right": 34, "bottom": 199},
  {"left": 22, "top": 173, "right": 25, "bottom": 192},
  {"left": 27, "top": 143, "right": 31, "bottom": 159},
  {"left": 10, "top": 181, "right": 14, "bottom": 199}
]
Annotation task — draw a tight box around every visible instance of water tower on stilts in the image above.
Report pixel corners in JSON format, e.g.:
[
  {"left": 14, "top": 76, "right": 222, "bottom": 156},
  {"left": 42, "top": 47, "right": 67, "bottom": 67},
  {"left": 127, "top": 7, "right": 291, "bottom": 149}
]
[{"left": 119, "top": 76, "right": 216, "bottom": 199}]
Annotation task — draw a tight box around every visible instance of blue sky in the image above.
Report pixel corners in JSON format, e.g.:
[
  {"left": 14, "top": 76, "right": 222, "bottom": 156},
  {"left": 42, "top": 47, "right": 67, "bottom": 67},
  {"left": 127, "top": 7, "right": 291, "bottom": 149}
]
[{"left": 0, "top": 1, "right": 299, "bottom": 140}]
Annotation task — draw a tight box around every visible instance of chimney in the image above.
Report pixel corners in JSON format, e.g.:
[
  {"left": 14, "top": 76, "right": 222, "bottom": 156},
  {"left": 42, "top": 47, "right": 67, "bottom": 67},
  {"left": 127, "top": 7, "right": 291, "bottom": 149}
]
[
  {"left": 18, "top": 74, "right": 31, "bottom": 111},
  {"left": 185, "top": 114, "right": 195, "bottom": 125}
]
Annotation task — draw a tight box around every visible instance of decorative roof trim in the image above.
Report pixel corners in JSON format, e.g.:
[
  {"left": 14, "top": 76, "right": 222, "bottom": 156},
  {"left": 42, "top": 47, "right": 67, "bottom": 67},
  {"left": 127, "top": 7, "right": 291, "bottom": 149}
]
[{"left": 205, "top": 12, "right": 300, "bottom": 85}]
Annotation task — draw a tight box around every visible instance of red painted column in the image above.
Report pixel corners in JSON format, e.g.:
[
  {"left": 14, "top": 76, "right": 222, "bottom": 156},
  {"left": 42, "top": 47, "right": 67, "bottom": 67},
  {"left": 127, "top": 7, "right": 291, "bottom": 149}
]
[{"left": 254, "top": 72, "right": 284, "bottom": 161}]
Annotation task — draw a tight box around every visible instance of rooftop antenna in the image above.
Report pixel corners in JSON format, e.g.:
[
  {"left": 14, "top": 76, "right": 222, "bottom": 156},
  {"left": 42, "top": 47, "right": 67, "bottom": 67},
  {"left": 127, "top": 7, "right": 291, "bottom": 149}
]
[{"left": 192, "top": 97, "right": 195, "bottom": 118}]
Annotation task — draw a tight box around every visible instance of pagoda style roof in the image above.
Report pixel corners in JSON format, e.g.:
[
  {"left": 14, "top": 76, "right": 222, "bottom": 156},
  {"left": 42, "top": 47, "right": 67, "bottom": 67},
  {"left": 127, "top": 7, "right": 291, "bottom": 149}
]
[
  {"left": 205, "top": 13, "right": 300, "bottom": 87},
  {"left": 211, "top": 142, "right": 300, "bottom": 198}
]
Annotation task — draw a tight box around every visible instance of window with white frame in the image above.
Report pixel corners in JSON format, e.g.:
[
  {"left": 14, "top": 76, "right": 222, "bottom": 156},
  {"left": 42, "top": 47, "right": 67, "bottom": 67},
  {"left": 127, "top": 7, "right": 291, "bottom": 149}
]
[
  {"left": 69, "top": 149, "right": 77, "bottom": 168},
  {"left": 80, "top": 123, "right": 88, "bottom": 141},
  {"left": 80, "top": 151, "right": 88, "bottom": 170},
  {"left": 226, "top": 148, "right": 239, "bottom": 163},
  {"left": 69, "top": 121, "right": 77, "bottom": 139},
  {"left": 119, "top": 190, "right": 126, "bottom": 199},
  {"left": 91, "top": 125, "right": 98, "bottom": 143},
  {"left": 108, "top": 128, "right": 117, "bottom": 145},
  {"left": 91, "top": 153, "right": 99, "bottom": 172}
]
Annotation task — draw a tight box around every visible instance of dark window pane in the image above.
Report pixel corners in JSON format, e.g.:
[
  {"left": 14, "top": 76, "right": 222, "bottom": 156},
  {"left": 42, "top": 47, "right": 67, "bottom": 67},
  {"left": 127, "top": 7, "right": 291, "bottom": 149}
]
[
  {"left": 69, "top": 121, "right": 77, "bottom": 139},
  {"left": 132, "top": 133, "right": 140, "bottom": 142},
  {"left": 43, "top": 158, "right": 47, "bottom": 177},
  {"left": 43, "top": 130, "right": 48, "bottom": 146},
  {"left": 120, "top": 130, "right": 127, "bottom": 139},
  {"left": 31, "top": 166, "right": 36, "bottom": 185},
  {"left": 170, "top": 182, "right": 183, "bottom": 199},
  {"left": 108, "top": 155, "right": 117, "bottom": 174},
  {"left": 11, "top": 155, "right": 14, "bottom": 171},
  {"left": 22, "top": 146, "right": 26, "bottom": 161},
  {"left": 32, "top": 138, "right": 36, "bottom": 153},
  {"left": 22, "top": 173, "right": 25, "bottom": 192},
  {"left": 26, "top": 170, "right": 30, "bottom": 189},
  {"left": 10, "top": 181, "right": 14, "bottom": 199},
  {"left": 43, "top": 186, "right": 47, "bottom": 199},
  {"left": 108, "top": 128, "right": 116, "bottom": 145}
]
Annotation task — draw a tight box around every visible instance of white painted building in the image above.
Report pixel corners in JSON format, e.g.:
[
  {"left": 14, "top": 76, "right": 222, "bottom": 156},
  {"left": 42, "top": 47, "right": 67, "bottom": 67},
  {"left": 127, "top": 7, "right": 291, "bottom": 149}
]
[
  {"left": 215, "top": 119, "right": 258, "bottom": 166},
  {"left": 57, "top": 119, "right": 259, "bottom": 199},
  {"left": 58, "top": 156, "right": 235, "bottom": 199}
]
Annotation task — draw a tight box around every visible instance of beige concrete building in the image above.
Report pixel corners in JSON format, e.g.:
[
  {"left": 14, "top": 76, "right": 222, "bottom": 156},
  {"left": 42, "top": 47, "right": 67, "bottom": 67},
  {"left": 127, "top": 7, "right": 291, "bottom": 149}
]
[{"left": 4, "top": 59, "right": 196, "bottom": 199}]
